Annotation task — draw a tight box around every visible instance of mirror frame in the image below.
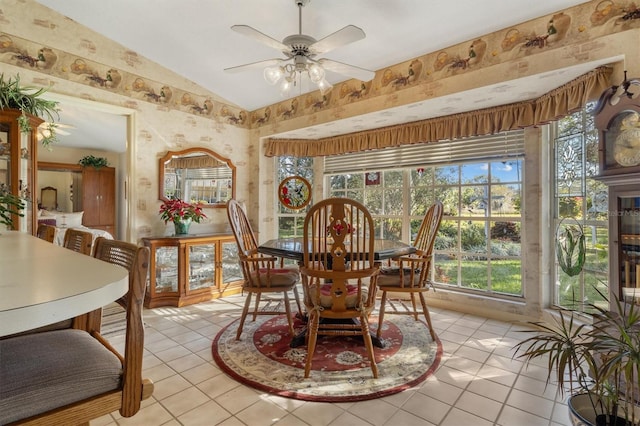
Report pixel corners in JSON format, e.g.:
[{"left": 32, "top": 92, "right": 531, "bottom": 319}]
[{"left": 158, "top": 147, "right": 236, "bottom": 208}]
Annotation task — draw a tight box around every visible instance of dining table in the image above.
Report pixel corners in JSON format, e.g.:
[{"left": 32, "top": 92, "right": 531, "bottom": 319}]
[
  {"left": 0, "top": 231, "right": 129, "bottom": 337},
  {"left": 258, "top": 237, "right": 416, "bottom": 263},
  {"left": 258, "top": 237, "right": 416, "bottom": 347}
]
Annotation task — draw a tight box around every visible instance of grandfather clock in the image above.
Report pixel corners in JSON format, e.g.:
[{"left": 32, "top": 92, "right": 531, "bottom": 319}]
[{"left": 593, "top": 75, "right": 640, "bottom": 304}]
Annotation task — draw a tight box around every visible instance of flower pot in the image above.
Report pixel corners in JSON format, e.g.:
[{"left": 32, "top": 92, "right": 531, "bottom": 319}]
[
  {"left": 173, "top": 218, "right": 192, "bottom": 235},
  {"left": 569, "top": 393, "right": 635, "bottom": 426}
]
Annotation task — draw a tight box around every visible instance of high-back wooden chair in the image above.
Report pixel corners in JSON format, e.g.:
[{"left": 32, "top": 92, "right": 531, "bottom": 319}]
[
  {"left": 63, "top": 228, "right": 94, "bottom": 255},
  {"left": 226, "top": 199, "right": 302, "bottom": 340},
  {"left": 300, "top": 197, "right": 380, "bottom": 378},
  {"left": 376, "top": 201, "right": 443, "bottom": 341},
  {"left": 36, "top": 223, "right": 56, "bottom": 243},
  {"left": 0, "top": 238, "right": 153, "bottom": 425}
]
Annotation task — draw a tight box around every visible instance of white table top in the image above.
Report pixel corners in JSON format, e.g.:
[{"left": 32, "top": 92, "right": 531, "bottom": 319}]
[{"left": 0, "top": 231, "right": 129, "bottom": 337}]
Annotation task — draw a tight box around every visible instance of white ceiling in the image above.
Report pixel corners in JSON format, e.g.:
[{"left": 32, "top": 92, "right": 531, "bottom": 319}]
[{"left": 34, "top": 0, "right": 602, "bottom": 151}]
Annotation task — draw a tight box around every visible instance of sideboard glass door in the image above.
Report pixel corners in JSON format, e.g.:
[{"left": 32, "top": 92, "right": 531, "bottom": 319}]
[
  {"left": 221, "top": 240, "right": 242, "bottom": 285},
  {"left": 155, "top": 245, "right": 179, "bottom": 294},
  {"left": 187, "top": 242, "right": 216, "bottom": 292}
]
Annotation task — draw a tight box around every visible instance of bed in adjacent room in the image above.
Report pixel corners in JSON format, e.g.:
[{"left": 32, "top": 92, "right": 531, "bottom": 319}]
[{"left": 37, "top": 210, "right": 114, "bottom": 246}]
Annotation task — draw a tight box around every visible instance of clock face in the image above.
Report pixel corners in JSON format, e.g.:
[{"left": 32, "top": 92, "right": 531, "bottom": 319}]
[{"left": 605, "top": 110, "right": 640, "bottom": 169}]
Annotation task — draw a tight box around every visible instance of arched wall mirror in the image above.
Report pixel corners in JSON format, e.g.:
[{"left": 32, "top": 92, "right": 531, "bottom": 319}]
[{"left": 159, "top": 148, "right": 236, "bottom": 208}]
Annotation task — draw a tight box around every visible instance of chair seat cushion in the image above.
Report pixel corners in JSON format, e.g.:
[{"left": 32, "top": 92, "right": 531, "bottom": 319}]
[
  {"left": 377, "top": 267, "right": 421, "bottom": 287},
  {"left": 248, "top": 266, "right": 299, "bottom": 288},
  {"left": 310, "top": 283, "right": 368, "bottom": 308},
  {"left": 0, "top": 329, "right": 122, "bottom": 424}
]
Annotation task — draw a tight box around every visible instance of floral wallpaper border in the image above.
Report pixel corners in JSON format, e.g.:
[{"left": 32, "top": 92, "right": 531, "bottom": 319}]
[
  {"left": 0, "top": 31, "right": 248, "bottom": 127},
  {"left": 1, "top": 0, "right": 639, "bottom": 134}
]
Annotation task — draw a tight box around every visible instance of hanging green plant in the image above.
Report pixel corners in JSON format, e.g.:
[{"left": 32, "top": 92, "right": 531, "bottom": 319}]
[
  {"left": 556, "top": 218, "right": 586, "bottom": 277},
  {"left": 78, "top": 155, "right": 108, "bottom": 168},
  {"left": 0, "top": 73, "right": 60, "bottom": 148}
]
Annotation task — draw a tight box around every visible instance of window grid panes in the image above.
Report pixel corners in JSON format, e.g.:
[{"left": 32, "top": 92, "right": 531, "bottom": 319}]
[
  {"left": 554, "top": 105, "right": 609, "bottom": 312},
  {"left": 326, "top": 158, "right": 524, "bottom": 297}
]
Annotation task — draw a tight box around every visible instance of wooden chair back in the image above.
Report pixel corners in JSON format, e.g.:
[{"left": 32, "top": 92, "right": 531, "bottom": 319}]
[
  {"left": 36, "top": 223, "right": 56, "bottom": 243},
  {"left": 302, "top": 197, "right": 378, "bottom": 312},
  {"left": 376, "top": 201, "right": 443, "bottom": 341},
  {"left": 62, "top": 228, "right": 94, "bottom": 255},
  {"left": 227, "top": 199, "right": 259, "bottom": 270},
  {"left": 91, "top": 237, "right": 153, "bottom": 415},
  {"left": 300, "top": 197, "right": 380, "bottom": 377},
  {"left": 226, "top": 199, "right": 302, "bottom": 340},
  {"left": 405, "top": 200, "right": 444, "bottom": 289}
]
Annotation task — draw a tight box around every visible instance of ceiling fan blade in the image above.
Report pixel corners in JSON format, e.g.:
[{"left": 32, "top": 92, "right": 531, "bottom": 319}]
[
  {"left": 309, "top": 25, "right": 366, "bottom": 55},
  {"left": 318, "top": 58, "right": 375, "bottom": 82},
  {"left": 224, "top": 58, "right": 284, "bottom": 73},
  {"left": 231, "top": 25, "right": 289, "bottom": 53}
]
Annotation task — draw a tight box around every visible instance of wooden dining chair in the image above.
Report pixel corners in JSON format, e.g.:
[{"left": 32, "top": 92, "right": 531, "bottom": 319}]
[
  {"left": 62, "top": 228, "right": 94, "bottom": 255},
  {"left": 36, "top": 223, "right": 56, "bottom": 243},
  {"left": 226, "top": 199, "right": 302, "bottom": 340},
  {"left": 376, "top": 201, "right": 443, "bottom": 341},
  {"left": 299, "top": 197, "right": 380, "bottom": 378},
  {"left": 0, "top": 237, "right": 153, "bottom": 425}
]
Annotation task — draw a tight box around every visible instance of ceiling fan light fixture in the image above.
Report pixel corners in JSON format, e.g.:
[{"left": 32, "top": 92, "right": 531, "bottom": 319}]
[
  {"left": 279, "top": 76, "right": 294, "bottom": 97},
  {"left": 264, "top": 66, "right": 284, "bottom": 85},
  {"left": 228, "top": 0, "right": 372, "bottom": 100},
  {"left": 308, "top": 63, "right": 325, "bottom": 83},
  {"left": 317, "top": 78, "right": 333, "bottom": 95}
]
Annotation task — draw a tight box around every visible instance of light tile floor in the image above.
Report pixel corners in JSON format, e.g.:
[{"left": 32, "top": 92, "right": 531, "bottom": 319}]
[{"left": 95, "top": 293, "right": 571, "bottom": 426}]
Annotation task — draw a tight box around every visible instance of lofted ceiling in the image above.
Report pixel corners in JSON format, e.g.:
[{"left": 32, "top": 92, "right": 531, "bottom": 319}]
[{"left": 33, "top": 0, "right": 605, "bottom": 151}]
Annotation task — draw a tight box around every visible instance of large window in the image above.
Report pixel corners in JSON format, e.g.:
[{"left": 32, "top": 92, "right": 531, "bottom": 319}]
[
  {"left": 553, "top": 105, "right": 609, "bottom": 311},
  {"left": 320, "top": 130, "right": 526, "bottom": 298}
]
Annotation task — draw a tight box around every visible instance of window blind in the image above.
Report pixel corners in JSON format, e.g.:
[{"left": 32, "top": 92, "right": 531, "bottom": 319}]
[{"left": 324, "top": 130, "right": 525, "bottom": 173}]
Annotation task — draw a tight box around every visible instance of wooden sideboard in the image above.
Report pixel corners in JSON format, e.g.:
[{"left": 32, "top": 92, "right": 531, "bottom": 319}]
[{"left": 142, "top": 233, "right": 243, "bottom": 308}]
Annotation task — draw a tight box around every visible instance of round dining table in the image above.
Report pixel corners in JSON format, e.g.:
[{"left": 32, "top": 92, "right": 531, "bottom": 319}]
[
  {"left": 0, "top": 231, "right": 128, "bottom": 337},
  {"left": 258, "top": 236, "right": 416, "bottom": 348},
  {"left": 258, "top": 237, "right": 416, "bottom": 262}
]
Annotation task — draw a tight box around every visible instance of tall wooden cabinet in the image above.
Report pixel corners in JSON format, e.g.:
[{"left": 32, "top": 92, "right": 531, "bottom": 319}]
[
  {"left": 0, "top": 109, "right": 40, "bottom": 233},
  {"left": 81, "top": 166, "right": 115, "bottom": 236},
  {"left": 142, "top": 233, "right": 244, "bottom": 308}
]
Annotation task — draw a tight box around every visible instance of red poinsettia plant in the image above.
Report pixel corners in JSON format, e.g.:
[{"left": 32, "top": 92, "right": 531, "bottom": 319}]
[{"left": 159, "top": 198, "right": 206, "bottom": 224}]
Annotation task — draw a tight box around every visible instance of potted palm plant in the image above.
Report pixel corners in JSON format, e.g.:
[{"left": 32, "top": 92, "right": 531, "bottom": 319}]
[{"left": 513, "top": 290, "right": 640, "bottom": 426}]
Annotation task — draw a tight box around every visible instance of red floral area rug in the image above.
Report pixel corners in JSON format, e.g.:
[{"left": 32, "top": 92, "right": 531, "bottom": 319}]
[{"left": 212, "top": 315, "right": 442, "bottom": 402}]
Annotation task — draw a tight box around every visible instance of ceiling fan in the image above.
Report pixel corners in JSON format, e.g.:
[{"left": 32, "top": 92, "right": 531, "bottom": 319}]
[{"left": 224, "top": 0, "right": 375, "bottom": 96}]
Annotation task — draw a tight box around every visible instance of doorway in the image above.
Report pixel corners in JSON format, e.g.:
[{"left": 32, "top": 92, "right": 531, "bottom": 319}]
[{"left": 37, "top": 93, "right": 134, "bottom": 240}]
